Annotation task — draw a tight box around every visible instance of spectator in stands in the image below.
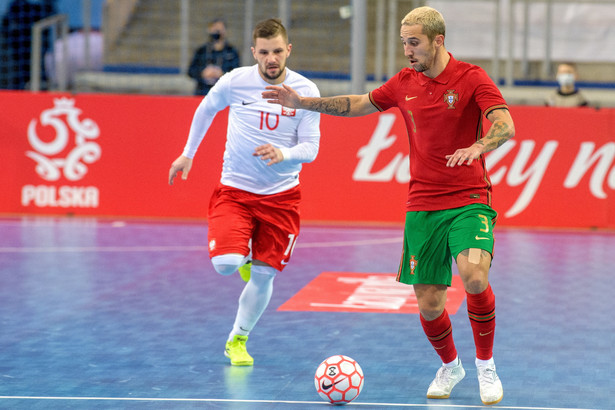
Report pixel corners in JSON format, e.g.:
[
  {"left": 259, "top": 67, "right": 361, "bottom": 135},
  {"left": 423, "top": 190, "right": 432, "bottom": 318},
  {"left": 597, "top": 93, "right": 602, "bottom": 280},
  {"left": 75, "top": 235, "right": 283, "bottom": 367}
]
[
  {"left": 188, "top": 18, "right": 240, "bottom": 96},
  {"left": 545, "top": 63, "right": 589, "bottom": 107}
]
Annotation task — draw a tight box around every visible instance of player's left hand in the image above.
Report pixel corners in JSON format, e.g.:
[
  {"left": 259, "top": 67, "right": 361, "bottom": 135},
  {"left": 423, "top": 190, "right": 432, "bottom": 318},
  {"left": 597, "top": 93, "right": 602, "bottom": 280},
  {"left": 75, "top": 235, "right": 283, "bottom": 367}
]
[
  {"left": 254, "top": 143, "right": 284, "bottom": 166},
  {"left": 445, "top": 143, "right": 483, "bottom": 167},
  {"left": 168, "top": 155, "right": 193, "bottom": 185}
]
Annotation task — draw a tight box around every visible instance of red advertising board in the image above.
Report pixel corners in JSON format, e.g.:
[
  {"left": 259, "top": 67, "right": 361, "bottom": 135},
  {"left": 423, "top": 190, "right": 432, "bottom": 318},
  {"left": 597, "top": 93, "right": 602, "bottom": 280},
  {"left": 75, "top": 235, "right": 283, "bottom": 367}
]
[{"left": 1, "top": 90, "right": 614, "bottom": 228}]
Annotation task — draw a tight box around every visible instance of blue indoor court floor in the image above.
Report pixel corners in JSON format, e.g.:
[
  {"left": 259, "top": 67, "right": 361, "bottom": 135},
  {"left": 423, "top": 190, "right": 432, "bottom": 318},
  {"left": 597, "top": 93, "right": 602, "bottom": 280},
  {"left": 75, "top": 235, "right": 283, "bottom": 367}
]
[{"left": 0, "top": 216, "right": 613, "bottom": 410}]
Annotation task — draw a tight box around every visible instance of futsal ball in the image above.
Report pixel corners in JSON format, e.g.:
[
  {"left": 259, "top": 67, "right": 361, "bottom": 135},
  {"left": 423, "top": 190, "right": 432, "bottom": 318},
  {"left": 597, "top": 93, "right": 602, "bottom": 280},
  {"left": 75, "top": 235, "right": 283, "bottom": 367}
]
[{"left": 314, "top": 355, "right": 364, "bottom": 404}]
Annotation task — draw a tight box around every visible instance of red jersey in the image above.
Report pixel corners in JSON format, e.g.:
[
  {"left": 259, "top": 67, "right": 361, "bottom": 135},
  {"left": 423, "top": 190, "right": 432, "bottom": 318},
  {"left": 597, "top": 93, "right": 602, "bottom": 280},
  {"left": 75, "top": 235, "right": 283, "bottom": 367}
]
[{"left": 369, "top": 54, "right": 507, "bottom": 211}]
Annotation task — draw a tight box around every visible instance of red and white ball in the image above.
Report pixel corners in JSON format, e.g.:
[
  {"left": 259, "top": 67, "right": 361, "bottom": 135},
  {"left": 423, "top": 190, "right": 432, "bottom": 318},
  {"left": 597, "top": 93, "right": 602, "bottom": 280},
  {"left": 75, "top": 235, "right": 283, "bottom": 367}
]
[{"left": 314, "top": 355, "right": 364, "bottom": 404}]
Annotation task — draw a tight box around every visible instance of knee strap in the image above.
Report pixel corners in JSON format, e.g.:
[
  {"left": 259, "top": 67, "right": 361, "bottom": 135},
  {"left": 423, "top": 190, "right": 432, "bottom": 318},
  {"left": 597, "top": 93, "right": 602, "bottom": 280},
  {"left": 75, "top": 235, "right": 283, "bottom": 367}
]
[{"left": 211, "top": 253, "right": 248, "bottom": 276}]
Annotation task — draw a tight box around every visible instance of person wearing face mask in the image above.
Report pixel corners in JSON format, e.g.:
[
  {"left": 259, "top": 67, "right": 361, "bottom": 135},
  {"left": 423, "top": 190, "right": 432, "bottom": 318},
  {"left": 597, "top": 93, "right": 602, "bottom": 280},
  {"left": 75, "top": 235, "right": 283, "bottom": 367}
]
[
  {"left": 188, "top": 18, "right": 240, "bottom": 96},
  {"left": 545, "top": 63, "right": 589, "bottom": 107}
]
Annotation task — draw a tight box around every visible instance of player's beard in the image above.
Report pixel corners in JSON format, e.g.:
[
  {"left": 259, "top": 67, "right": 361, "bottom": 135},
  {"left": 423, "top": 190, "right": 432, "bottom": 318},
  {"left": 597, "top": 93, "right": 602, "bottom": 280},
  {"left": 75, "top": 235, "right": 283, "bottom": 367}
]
[
  {"left": 412, "top": 62, "right": 427, "bottom": 73},
  {"left": 412, "top": 45, "right": 436, "bottom": 73},
  {"left": 261, "top": 62, "right": 286, "bottom": 81}
]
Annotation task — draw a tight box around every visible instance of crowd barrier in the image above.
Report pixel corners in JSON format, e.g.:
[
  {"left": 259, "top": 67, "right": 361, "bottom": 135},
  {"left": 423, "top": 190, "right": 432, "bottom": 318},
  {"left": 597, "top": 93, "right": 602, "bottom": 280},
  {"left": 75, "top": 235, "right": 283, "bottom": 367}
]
[{"left": 2, "top": 90, "right": 614, "bottom": 228}]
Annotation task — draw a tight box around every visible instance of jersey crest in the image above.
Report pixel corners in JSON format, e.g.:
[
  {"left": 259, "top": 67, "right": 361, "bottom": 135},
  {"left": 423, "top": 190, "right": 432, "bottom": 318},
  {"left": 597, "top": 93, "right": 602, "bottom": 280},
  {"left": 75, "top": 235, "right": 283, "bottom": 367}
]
[
  {"left": 409, "top": 255, "right": 418, "bottom": 275},
  {"left": 281, "top": 106, "right": 296, "bottom": 117},
  {"left": 443, "top": 89, "right": 458, "bottom": 109}
]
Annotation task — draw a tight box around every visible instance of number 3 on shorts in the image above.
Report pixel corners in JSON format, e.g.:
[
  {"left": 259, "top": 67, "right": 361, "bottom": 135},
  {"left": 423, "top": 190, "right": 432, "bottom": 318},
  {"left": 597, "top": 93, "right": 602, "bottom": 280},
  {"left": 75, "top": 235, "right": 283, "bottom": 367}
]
[{"left": 478, "top": 214, "right": 490, "bottom": 233}]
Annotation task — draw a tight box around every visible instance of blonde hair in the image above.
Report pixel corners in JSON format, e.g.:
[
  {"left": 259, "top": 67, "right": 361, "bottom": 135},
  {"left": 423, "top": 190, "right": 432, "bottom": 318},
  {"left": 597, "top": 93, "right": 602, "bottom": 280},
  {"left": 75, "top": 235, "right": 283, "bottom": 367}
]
[{"left": 401, "top": 6, "right": 446, "bottom": 42}]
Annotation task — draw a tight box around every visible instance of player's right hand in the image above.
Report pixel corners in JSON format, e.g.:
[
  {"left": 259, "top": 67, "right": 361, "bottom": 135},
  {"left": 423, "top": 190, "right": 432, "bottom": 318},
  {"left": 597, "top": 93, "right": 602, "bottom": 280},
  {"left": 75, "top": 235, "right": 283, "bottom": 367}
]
[{"left": 168, "top": 155, "right": 193, "bottom": 185}]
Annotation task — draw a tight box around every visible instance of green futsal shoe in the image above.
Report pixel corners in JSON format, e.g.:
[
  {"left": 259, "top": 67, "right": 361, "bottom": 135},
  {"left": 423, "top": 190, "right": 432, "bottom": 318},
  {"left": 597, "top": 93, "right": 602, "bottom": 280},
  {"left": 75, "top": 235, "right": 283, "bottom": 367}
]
[
  {"left": 224, "top": 335, "right": 253, "bottom": 366},
  {"left": 238, "top": 261, "right": 252, "bottom": 282}
]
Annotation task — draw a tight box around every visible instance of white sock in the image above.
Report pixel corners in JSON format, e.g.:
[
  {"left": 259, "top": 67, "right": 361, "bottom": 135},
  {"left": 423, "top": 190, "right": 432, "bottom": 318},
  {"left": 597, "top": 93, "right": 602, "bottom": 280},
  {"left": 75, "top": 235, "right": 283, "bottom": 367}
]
[
  {"left": 227, "top": 264, "right": 277, "bottom": 341},
  {"left": 444, "top": 356, "right": 460, "bottom": 367},
  {"left": 476, "top": 357, "right": 495, "bottom": 367}
]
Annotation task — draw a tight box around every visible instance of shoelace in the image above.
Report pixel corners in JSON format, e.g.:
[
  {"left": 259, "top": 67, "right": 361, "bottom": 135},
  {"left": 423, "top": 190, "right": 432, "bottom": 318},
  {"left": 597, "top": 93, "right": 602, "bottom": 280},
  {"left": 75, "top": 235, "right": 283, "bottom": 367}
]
[
  {"left": 477, "top": 366, "right": 498, "bottom": 385},
  {"left": 230, "top": 341, "right": 248, "bottom": 353},
  {"left": 435, "top": 366, "right": 454, "bottom": 384}
]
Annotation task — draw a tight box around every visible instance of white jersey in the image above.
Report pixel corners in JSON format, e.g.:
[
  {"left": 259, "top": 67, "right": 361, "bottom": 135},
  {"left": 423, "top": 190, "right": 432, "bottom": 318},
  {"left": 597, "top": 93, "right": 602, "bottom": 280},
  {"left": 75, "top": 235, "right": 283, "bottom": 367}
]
[{"left": 182, "top": 65, "right": 321, "bottom": 195}]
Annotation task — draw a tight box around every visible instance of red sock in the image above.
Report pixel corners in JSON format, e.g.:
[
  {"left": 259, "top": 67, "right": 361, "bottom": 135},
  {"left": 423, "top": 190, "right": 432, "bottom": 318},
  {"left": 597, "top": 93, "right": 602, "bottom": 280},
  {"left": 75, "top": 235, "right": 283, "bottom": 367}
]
[
  {"left": 420, "top": 309, "right": 457, "bottom": 364},
  {"left": 467, "top": 284, "right": 496, "bottom": 360}
]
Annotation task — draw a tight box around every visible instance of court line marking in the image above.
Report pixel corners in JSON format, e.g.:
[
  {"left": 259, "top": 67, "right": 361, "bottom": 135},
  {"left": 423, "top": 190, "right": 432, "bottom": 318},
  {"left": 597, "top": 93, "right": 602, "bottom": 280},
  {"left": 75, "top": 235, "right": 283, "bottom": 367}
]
[
  {"left": 0, "top": 396, "right": 599, "bottom": 409},
  {"left": 0, "top": 237, "right": 403, "bottom": 253}
]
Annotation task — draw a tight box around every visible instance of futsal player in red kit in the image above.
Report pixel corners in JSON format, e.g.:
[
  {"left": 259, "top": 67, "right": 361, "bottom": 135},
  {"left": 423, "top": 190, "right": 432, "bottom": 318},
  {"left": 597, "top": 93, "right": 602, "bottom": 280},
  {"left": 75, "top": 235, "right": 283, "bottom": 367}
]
[
  {"left": 169, "top": 19, "right": 321, "bottom": 366},
  {"left": 262, "top": 6, "right": 514, "bottom": 406}
]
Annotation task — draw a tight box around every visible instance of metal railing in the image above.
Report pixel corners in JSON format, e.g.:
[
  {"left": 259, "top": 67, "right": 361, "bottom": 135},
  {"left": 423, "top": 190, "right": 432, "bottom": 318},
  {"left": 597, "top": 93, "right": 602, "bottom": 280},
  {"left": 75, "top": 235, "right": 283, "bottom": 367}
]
[
  {"left": 26, "top": 0, "right": 615, "bottom": 95},
  {"left": 30, "top": 14, "right": 69, "bottom": 92},
  {"left": 506, "top": 0, "right": 615, "bottom": 86}
]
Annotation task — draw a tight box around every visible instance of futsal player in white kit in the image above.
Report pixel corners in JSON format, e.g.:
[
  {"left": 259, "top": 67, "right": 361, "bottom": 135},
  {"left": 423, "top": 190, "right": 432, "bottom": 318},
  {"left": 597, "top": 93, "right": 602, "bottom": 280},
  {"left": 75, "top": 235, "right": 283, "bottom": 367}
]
[{"left": 168, "top": 19, "right": 321, "bottom": 366}]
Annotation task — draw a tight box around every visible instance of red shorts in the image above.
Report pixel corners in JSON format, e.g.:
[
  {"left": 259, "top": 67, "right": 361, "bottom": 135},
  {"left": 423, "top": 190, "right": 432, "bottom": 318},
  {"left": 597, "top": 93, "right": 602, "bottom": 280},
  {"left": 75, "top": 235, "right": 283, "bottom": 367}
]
[{"left": 207, "top": 183, "right": 301, "bottom": 271}]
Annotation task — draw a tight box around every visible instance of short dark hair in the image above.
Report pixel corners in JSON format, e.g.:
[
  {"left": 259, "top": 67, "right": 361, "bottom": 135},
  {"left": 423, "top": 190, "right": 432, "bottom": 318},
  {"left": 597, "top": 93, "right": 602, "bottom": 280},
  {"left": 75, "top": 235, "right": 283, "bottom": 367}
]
[
  {"left": 209, "top": 18, "right": 226, "bottom": 29},
  {"left": 252, "top": 18, "right": 288, "bottom": 44}
]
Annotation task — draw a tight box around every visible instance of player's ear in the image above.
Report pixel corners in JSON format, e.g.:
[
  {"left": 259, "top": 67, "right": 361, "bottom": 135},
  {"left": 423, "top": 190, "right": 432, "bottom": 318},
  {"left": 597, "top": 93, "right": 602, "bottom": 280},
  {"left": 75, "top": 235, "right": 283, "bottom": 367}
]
[{"left": 287, "top": 43, "right": 292, "bottom": 57}]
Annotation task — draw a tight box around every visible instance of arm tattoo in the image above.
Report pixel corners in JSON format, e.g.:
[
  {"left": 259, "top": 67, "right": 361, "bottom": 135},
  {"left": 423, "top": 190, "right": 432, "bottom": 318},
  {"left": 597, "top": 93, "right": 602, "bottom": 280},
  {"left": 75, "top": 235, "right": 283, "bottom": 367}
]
[
  {"left": 479, "top": 120, "right": 512, "bottom": 153},
  {"left": 304, "top": 97, "right": 351, "bottom": 116}
]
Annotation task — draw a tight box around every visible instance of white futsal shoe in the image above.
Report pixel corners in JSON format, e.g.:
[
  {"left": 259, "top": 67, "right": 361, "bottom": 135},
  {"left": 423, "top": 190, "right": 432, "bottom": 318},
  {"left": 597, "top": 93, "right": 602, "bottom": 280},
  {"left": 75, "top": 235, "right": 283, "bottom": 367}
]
[
  {"left": 426, "top": 359, "right": 466, "bottom": 399},
  {"left": 477, "top": 361, "right": 503, "bottom": 405}
]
